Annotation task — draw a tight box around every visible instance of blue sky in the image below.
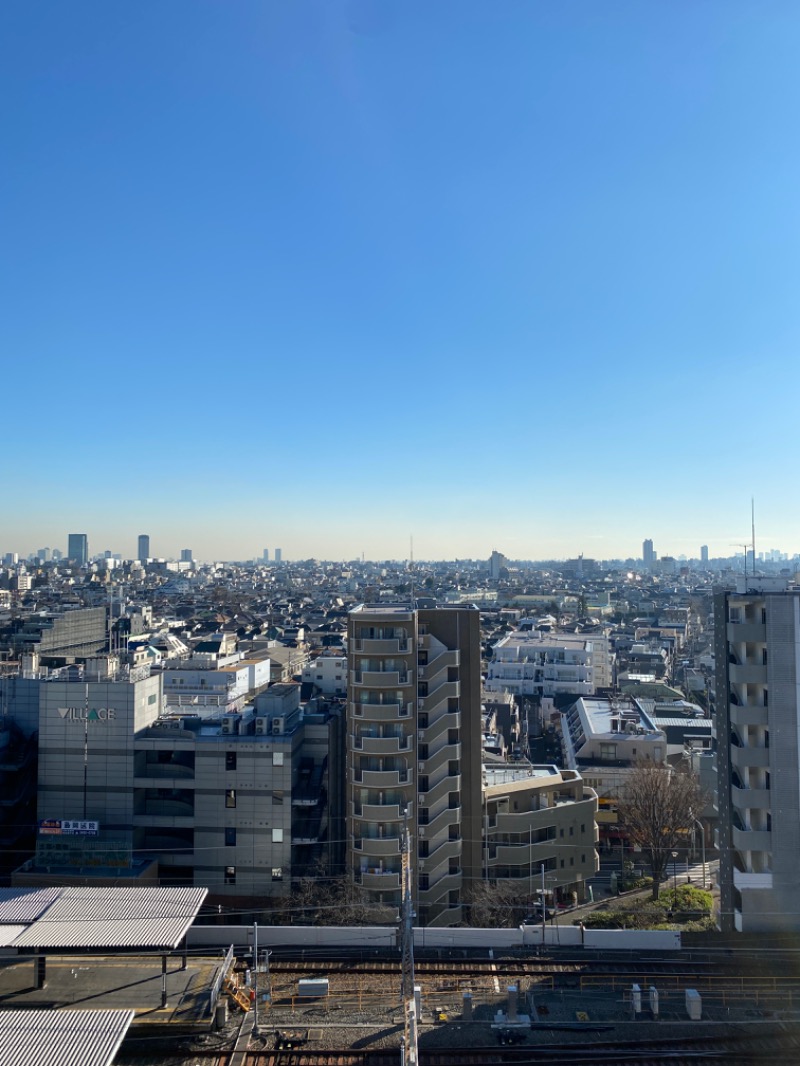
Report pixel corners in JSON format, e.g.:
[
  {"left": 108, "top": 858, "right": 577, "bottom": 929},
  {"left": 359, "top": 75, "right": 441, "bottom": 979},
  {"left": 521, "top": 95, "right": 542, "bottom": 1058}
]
[{"left": 2, "top": 1, "right": 799, "bottom": 561}]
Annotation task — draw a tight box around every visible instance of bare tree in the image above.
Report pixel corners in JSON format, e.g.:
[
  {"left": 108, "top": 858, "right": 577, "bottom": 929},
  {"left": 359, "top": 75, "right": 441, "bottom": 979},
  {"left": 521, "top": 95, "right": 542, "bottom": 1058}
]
[{"left": 617, "top": 761, "right": 706, "bottom": 900}]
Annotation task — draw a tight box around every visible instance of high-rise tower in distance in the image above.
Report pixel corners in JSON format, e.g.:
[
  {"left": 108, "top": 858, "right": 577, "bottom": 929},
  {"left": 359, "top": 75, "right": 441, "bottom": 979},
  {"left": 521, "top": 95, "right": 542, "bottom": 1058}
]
[
  {"left": 67, "top": 533, "right": 89, "bottom": 566},
  {"left": 137, "top": 535, "right": 150, "bottom": 563},
  {"left": 642, "top": 539, "right": 655, "bottom": 568}
]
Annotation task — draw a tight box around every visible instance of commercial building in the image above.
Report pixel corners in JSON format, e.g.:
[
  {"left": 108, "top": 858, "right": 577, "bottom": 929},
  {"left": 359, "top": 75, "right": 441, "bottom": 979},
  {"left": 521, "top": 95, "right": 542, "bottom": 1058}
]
[
  {"left": 2, "top": 660, "right": 330, "bottom": 901},
  {"left": 137, "top": 535, "right": 150, "bottom": 563},
  {"left": 67, "top": 534, "right": 89, "bottom": 567},
  {"left": 713, "top": 577, "right": 800, "bottom": 932},
  {"left": 346, "top": 603, "right": 482, "bottom": 927}
]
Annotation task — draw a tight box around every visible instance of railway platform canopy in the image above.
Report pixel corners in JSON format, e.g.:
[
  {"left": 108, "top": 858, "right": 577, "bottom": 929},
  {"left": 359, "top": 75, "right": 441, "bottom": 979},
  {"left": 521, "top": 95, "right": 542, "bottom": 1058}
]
[
  {"left": 0, "top": 886, "right": 219, "bottom": 1037},
  {"left": 0, "top": 1008, "right": 134, "bottom": 1066}
]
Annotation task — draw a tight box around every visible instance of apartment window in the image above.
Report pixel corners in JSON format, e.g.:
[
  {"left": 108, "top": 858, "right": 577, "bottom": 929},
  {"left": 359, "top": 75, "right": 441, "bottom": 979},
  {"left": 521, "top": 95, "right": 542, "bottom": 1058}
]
[
  {"left": 226, "top": 752, "right": 237, "bottom": 771},
  {"left": 225, "top": 789, "right": 236, "bottom": 808},
  {"left": 224, "top": 866, "right": 236, "bottom": 885},
  {"left": 599, "top": 743, "right": 617, "bottom": 761},
  {"left": 569, "top": 827, "right": 574, "bottom": 837},
  {"left": 272, "top": 828, "right": 283, "bottom": 842},
  {"left": 272, "top": 868, "right": 283, "bottom": 881},
  {"left": 570, "top": 857, "right": 574, "bottom": 866},
  {"left": 560, "top": 859, "right": 565, "bottom": 868},
  {"left": 272, "top": 790, "right": 284, "bottom": 805},
  {"left": 225, "top": 828, "right": 236, "bottom": 847}
]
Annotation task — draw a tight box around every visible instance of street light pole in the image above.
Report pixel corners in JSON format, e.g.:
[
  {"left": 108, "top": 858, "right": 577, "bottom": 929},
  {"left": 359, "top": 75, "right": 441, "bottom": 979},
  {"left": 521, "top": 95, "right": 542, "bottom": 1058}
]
[
  {"left": 694, "top": 818, "right": 706, "bottom": 890},
  {"left": 672, "top": 852, "right": 678, "bottom": 898}
]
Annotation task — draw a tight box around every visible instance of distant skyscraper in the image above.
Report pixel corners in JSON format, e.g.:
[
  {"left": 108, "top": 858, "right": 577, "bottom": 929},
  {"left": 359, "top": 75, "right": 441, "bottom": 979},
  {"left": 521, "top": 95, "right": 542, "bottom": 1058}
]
[
  {"left": 642, "top": 539, "right": 655, "bottom": 568},
  {"left": 263, "top": 549, "right": 269, "bottom": 562},
  {"left": 137, "top": 535, "right": 150, "bottom": 563},
  {"left": 180, "top": 549, "right": 193, "bottom": 563},
  {"left": 67, "top": 534, "right": 89, "bottom": 567},
  {"left": 275, "top": 548, "right": 282, "bottom": 563},
  {"left": 488, "top": 549, "right": 506, "bottom": 580},
  {"left": 52, "top": 549, "right": 62, "bottom": 562},
  {"left": 701, "top": 545, "right": 709, "bottom": 565}
]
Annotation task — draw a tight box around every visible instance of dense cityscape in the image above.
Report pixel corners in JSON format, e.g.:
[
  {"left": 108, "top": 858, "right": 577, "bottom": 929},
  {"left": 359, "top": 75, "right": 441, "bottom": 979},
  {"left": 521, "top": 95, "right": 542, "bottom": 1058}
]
[{"left": 0, "top": 535, "right": 798, "bottom": 1062}]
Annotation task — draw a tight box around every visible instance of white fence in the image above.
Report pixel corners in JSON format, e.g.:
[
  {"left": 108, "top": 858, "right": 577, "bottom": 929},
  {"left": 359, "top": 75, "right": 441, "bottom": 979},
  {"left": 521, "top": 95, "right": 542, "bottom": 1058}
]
[{"left": 187, "top": 925, "right": 680, "bottom": 953}]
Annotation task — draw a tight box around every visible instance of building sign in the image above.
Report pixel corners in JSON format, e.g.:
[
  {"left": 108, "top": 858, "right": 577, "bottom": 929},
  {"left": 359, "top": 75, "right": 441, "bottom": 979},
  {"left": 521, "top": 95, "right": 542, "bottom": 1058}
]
[
  {"left": 39, "top": 819, "right": 99, "bottom": 836},
  {"left": 57, "top": 707, "right": 117, "bottom": 722}
]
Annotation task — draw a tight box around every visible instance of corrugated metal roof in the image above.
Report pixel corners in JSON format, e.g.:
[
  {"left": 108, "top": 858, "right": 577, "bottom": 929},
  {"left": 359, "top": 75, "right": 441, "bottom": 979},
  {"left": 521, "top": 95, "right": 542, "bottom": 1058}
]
[
  {"left": 10, "top": 886, "right": 208, "bottom": 950},
  {"left": 0, "top": 1009, "right": 134, "bottom": 1066},
  {"left": 0, "top": 925, "right": 26, "bottom": 947},
  {"left": 0, "top": 886, "right": 63, "bottom": 923}
]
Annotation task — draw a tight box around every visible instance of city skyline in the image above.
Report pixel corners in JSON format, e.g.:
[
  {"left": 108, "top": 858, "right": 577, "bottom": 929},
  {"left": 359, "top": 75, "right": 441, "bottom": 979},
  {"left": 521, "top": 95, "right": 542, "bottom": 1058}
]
[
  {"left": 2, "top": 3, "right": 800, "bottom": 558},
  {"left": 2, "top": 527, "right": 796, "bottom": 566}
]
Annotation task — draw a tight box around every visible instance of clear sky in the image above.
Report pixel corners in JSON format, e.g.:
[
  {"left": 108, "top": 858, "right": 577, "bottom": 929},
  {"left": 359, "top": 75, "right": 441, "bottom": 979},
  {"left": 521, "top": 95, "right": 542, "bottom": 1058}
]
[{"left": 2, "top": 1, "right": 800, "bottom": 562}]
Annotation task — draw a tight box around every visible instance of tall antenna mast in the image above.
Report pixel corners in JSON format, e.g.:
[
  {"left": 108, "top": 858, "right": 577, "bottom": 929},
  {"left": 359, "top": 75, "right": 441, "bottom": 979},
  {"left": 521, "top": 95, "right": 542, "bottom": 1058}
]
[{"left": 751, "top": 497, "right": 756, "bottom": 576}]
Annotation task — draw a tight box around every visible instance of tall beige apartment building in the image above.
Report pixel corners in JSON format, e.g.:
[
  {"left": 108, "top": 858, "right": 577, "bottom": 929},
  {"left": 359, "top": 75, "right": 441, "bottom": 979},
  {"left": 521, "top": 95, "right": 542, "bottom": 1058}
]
[{"left": 347, "top": 604, "right": 482, "bottom": 927}]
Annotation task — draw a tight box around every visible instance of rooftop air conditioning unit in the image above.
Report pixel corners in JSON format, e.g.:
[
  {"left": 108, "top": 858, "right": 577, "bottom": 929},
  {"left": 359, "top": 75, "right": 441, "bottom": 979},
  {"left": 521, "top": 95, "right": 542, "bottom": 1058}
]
[
  {"left": 222, "top": 716, "right": 239, "bottom": 736},
  {"left": 254, "top": 717, "right": 268, "bottom": 735},
  {"left": 272, "top": 717, "right": 285, "bottom": 736}
]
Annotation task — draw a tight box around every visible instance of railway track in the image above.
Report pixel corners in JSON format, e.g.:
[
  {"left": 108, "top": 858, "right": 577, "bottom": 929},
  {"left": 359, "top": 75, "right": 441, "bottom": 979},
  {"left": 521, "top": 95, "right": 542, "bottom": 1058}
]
[{"left": 236, "top": 1027, "right": 800, "bottom": 1065}]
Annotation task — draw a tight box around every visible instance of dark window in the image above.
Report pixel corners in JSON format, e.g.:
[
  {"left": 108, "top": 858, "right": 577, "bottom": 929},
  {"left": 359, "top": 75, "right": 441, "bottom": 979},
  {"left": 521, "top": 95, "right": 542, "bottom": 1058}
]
[
  {"left": 225, "top": 827, "right": 236, "bottom": 846},
  {"left": 226, "top": 752, "right": 237, "bottom": 771},
  {"left": 272, "top": 790, "right": 284, "bottom": 805},
  {"left": 225, "top": 789, "right": 236, "bottom": 808},
  {"left": 224, "top": 866, "right": 236, "bottom": 884}
]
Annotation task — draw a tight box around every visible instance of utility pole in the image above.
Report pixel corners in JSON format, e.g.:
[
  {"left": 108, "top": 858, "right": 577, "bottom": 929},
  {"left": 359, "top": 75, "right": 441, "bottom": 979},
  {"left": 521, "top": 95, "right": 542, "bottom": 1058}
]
[
  {"left": 400, "top": 812, "right": 418, "bottom": 1066},
  {"left": 252, "top": 922, "right": 260, "bottom": 1039},
  {"left": 541, "top": 863, "right": 546, "bottom": 948}
]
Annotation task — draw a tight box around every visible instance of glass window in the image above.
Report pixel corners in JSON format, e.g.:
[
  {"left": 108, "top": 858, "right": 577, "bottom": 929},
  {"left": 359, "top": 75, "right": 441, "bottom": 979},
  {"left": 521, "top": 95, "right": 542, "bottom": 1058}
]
[
  {"left": 272, "top": 868, "right": 283, "bottom": 881},
  {"left": 272, "top": 828, "right": 283, "bottom": 842},
  {"left": 273, "top": 752, "right": 284, "bottom": 766},
  {"left": 225, "top": 827, "right": 236, "bottom": 846},
  {"left": 224, "top": 866, "right": 236, "bottom": 884},
  {"left": 272, "top": 790, "right": 284, "bottom": 805},
  {"left": 226, "top": 752, "right": 237, "bottom": 770},
  {"left": 225, "top": 789, "right": 236, "bottom": 808}
]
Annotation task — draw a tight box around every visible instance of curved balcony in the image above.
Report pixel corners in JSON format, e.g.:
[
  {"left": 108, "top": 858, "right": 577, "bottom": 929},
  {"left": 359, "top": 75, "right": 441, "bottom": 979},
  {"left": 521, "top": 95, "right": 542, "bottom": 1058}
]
[
  {"left": 354, "top": 768, "right": 411, "bottom": 788},
  {"left": 351, "top": 733, "right": 412, "bottom": 755},
  {"left": 357, "top": 870, "right": 401, "bottom": 891},
  {"left": 731, "top": 745, "right": 770, "bottom": 770},
  {"left": 730, "top": 704, "right": 769, "bottom": 729},
  {"left": 351, "top": 638, "right": 411, "bottom": 655},
  {"left": 732, "top": 826, "right": 772, "bottom": 853},
  {"left": 351, "top": 670, "right": 412, "bottom": 687},
  {"left": 351, "top": 701, "right": 412, "bottom": 722},
  {"left": 729, "top": 663, "right": 767, "bottom": 685},
  {"left": 353, "top": 836, "right": 402, "bottom": 857},
  {"left": 731, "top": 784, "right": 771, "bottom": 810},
  {"left": 352, "top": 802, "right": 406, "bottom": 822}
]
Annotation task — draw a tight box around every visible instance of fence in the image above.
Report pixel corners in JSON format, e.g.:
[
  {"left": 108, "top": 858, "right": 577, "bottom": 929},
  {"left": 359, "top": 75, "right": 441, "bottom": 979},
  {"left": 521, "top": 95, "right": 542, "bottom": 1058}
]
[{"left": 208, "top": 943, "right": 235, "bottom": 1016}]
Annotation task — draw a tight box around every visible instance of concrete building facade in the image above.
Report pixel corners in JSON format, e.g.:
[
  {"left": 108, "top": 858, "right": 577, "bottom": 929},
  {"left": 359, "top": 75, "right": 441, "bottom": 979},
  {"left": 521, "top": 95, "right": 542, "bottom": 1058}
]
[
  {"left": 713, "top": 577, "right": 800, "bottom": 932},
  {"left": 346, "top": 604, "right": 482, "bottom": 927}
]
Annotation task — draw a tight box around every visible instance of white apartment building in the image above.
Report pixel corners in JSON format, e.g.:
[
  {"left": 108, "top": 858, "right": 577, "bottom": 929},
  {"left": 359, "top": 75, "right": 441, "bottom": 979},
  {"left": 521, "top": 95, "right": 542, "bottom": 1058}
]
[
  {"left": 302, "top": 654, "right": 347, "bottom": 697},
  {"left": 559, "top": 696, "right": 666, "bottom": 848},
  {"left": 485, "top": 630, "right": 613, "bottom": 700}
]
